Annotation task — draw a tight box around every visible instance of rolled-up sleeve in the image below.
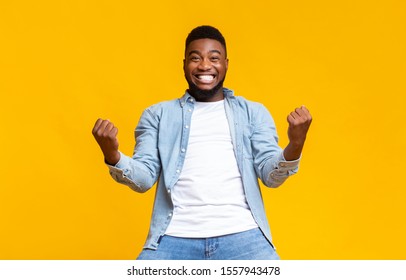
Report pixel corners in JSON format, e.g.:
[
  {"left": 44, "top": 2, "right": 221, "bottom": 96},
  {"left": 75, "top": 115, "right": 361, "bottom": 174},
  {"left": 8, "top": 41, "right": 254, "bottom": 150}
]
[{"left": 263, "top": 152, "right": 300, "bottom": 187}]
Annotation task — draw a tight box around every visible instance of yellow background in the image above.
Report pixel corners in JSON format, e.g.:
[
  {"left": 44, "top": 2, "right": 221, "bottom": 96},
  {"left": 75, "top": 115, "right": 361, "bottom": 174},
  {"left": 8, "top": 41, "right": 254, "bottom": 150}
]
[{"left": 1, "top": 0, "right": 405, "bottom": 259}]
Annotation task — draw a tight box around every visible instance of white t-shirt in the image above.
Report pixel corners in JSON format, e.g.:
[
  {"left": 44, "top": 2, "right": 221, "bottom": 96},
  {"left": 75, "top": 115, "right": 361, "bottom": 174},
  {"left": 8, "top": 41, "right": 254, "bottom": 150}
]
[{"left": 165, "top": 100, "right": 258, "bottom": 238}]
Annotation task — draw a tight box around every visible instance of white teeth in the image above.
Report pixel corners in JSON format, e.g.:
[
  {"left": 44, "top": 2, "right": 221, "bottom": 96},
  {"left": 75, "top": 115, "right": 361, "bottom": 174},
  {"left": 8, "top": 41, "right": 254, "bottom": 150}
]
[{"left": 197, "top": 75, "right": 214, "bottom": 81}]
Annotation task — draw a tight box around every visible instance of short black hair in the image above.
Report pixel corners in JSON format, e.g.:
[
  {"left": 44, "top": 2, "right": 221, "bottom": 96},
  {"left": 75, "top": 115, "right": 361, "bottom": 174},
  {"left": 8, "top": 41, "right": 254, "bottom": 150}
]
[{"left": 185, "top": 25, "right": 227, "bottom": 56}]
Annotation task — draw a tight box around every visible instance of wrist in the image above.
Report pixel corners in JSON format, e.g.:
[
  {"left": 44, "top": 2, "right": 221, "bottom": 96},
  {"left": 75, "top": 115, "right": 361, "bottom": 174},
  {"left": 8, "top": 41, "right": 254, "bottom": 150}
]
[
  {"left": 284, "top": 142, "right": 304, "bottom": 161},
  {"left": 288, "top": 136, "right": 306, "bottom": 148},
  {"left": 104, "top": 151, "right": 120, "bottom": 166}
]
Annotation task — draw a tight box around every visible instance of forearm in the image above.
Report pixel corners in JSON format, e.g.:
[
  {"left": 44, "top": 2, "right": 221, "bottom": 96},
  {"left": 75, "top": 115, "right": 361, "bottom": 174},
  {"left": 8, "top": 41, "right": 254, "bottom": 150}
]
[
  {"left": 103, "top": 150, "right": 121, "bottom": 166},
  {"left": 283, "top": 141, "right": 304, "bottom": 161}
]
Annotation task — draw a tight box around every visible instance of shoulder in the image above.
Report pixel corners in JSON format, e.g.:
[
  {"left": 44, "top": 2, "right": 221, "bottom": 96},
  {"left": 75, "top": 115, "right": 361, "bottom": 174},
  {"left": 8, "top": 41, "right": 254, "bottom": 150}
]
[
  {"left": 145, "top": 98, "right": 179, "bottom": 111},
  {"left": 233, "top": 95, "right": 265, "bottom": 109},
  {"left": 142, "top": 98, "right": 181, "bottom": 117},
  {"left": 229, "top": 94, "right": 272, "bottom": 121},
  {"left": 225, "top": 88, "right": 267, "bottom": 112}
]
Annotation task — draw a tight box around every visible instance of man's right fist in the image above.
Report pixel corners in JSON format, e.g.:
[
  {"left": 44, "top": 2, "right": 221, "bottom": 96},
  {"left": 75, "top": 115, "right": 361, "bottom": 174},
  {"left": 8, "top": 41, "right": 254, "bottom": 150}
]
[{"left": 92, "top": 118, "right": 120, "bottom": 165}]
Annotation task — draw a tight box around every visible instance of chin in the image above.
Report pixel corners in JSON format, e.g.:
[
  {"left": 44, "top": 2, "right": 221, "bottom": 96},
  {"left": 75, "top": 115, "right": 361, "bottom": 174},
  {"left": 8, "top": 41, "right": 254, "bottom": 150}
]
[{"left": 187, "top": 79, "right": 225, "bottom": 101}]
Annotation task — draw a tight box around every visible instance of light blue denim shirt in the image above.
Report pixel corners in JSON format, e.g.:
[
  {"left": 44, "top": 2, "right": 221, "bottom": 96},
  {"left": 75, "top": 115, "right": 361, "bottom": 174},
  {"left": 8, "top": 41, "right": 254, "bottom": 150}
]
[{"left": 107, "top": 88, "right": 300, "bottom": 250}]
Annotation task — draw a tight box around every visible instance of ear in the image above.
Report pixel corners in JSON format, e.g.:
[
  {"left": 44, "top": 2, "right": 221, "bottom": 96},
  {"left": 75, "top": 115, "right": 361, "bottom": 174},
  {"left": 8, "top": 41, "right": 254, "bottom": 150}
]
[
  {"left": 225, "top": 58, "right": 229, "bottom": 70},
  {"left": 183, "top": 59, "right": 186, "bottom": 70}
]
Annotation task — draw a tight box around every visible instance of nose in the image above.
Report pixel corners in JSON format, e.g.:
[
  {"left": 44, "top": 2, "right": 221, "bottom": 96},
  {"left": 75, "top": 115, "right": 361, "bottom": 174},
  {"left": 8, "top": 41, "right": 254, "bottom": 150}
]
[{"left": 198, "top": 58, "right": 212, "bottom": 70}]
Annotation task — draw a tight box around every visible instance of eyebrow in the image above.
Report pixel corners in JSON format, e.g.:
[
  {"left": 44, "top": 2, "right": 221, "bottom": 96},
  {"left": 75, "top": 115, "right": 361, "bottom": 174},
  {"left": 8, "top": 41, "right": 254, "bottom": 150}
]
[{"left": 188, "top": 50, "right": 222, "bottom": 56}]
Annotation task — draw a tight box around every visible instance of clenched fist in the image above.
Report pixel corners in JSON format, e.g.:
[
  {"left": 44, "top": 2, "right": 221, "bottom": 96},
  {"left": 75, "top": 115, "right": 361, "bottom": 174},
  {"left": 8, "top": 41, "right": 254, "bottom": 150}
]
[
  {"left": 92, "top": 118, "right": 120, "bottom": 165},
  {"left": 284, "top": 106, "right": 312, "bottom": 161}
]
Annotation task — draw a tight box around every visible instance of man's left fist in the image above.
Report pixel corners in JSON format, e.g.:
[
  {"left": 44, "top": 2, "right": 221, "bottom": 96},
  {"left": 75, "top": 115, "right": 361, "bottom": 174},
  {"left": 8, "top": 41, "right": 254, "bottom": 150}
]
[{"left": 287, "top": 105, "right": 312, "bottom": 146}]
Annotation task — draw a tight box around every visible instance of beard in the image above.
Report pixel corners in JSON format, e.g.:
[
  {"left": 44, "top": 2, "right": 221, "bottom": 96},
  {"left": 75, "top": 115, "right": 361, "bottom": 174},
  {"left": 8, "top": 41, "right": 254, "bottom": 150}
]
[{"left": 186, "top": 77, "right": 225, "bottom": 102}]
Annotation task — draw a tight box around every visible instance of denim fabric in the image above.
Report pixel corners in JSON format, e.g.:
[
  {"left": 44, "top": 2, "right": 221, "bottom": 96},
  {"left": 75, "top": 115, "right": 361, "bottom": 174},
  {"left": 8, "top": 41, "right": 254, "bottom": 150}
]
[
  {"left": 137, "top": 228, "right": 280, "bottom": 260},
  {"left": 107, "top": 88, "right": 300, "bottom": 250}
]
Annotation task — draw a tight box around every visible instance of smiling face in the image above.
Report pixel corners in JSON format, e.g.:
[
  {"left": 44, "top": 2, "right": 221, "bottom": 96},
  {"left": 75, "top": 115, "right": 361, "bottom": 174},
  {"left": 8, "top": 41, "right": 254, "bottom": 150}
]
[{"left": 184, "top": 38, "right": 228, "bottom": 102}]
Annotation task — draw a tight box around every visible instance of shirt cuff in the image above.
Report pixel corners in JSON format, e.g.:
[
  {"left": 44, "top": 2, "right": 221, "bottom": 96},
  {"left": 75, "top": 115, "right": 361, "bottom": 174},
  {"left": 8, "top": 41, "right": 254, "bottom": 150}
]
[
  {"left": 105, "top": 151, "right": 128, "bottom": 169},
  {"left": 278, "top": 151, "right": 301, "bottom": 170}
]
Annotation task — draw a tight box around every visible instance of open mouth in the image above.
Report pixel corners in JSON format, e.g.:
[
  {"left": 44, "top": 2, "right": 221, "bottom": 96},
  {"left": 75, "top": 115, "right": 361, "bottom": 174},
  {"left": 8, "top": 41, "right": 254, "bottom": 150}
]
[{"left": 194, "top": 74, "right": 216, "bottom": 82}]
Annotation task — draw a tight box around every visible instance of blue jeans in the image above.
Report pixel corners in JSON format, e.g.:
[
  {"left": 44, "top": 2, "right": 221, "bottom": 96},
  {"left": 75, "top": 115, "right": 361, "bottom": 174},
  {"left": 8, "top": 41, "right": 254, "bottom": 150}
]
[{"left": 137, "top": 228, "right": 280, "bottom": 260}]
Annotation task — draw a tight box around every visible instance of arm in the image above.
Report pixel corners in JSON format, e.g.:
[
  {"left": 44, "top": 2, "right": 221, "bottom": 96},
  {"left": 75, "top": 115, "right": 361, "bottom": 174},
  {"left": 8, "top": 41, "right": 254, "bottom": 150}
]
[
  {"left": 92, "top": 109, "right": 161, "bottom": 193},
  {"left": 251, "top": 105, "right": 311, "bottom": 188}
]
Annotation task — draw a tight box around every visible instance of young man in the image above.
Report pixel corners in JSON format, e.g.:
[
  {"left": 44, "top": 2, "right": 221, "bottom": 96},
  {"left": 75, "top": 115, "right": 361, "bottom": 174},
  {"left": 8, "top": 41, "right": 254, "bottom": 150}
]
[{"left": 92, "top": 26, "right": 312, "bottom": 260}]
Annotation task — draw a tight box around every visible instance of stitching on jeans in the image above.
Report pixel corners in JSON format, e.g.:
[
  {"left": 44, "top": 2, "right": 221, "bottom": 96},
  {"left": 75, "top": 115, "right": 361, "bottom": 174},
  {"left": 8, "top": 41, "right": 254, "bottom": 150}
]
[{"left": 205, "top": 238, "right": 218, "bottom": 259}]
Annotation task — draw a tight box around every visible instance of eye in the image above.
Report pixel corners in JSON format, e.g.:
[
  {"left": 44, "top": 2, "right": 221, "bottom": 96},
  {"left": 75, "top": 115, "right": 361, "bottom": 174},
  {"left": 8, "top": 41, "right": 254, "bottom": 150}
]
[
  {"left": 190, "top": 56, "right": 200, "bottom": 62},
  {"left": 210, "top": 56, "right": 220, "bottom": 61}
]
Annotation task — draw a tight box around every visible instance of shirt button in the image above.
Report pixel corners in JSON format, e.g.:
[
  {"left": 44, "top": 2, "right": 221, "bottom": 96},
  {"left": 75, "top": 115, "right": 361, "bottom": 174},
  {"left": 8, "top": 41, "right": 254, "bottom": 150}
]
[
  {"left": 176, "top": 169, "right": 180, "bottom": 173},
  {"left": 188, "top": 109, "right": 192, "bottom": 112},
  {"left": 167, "top": 189, "right": 171, "bottom": 194},
  {"left": 181, "top": 148, "right": 186, "bottom": 152},
  {"left": 185, "top": 125, "right": 189, "bottom": 129},
  {"left": 169, "top": 212, "right": 173, "bottom": 217}
]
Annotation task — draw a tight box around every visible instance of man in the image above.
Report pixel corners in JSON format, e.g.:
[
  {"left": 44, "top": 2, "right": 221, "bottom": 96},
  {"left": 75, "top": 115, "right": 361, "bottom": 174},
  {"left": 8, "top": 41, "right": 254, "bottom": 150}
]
[{"left": 92, "top": 26, "right": 312, "bottom": 260}]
